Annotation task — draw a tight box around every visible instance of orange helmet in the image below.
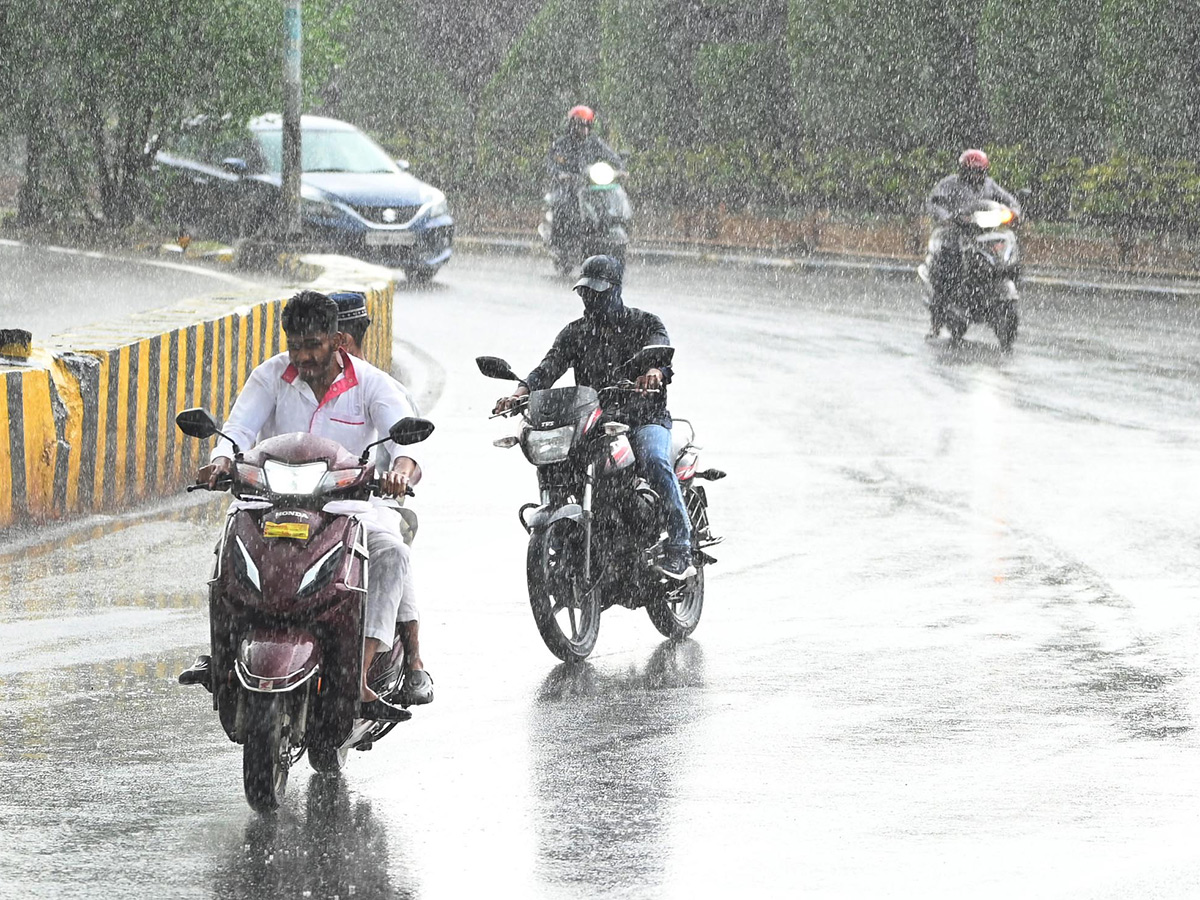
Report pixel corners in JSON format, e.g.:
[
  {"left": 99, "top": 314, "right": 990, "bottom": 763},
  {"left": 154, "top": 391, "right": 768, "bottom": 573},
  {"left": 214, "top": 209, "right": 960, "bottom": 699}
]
[
  {"left": 958, "top": 148, "right": 989, "bottom": 172},
  {"left": 567, "top": 105, "right": 595, "bottom": 125}
]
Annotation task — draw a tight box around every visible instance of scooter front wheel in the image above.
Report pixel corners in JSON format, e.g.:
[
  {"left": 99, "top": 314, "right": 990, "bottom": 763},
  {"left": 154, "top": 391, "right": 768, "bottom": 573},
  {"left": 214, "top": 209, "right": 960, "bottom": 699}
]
[
  {"left": 526, "top": 524, "right": 601, "bottom": 662},
  {"left": 243, "top": 692, "right": 292, "bottom": 813}
]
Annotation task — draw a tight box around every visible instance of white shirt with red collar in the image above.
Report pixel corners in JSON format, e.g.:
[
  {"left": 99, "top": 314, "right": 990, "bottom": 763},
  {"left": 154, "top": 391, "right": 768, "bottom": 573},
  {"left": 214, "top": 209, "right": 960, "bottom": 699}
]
[{"left": 211, "top": 350, "right": 419, "bottom": 467}]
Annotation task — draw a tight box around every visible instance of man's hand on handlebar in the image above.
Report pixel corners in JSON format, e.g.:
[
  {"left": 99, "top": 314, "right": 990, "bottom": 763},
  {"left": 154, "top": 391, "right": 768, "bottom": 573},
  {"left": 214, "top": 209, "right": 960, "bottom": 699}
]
[
  {"left": 493, "top": 386, "right": 530, "bottom": 416},
  {"left": 379, "top": 457, "right": 420, "bottom": 499},
  {"left": 635, "top": 368, "right": 663, "bottom": 395},
  {"left": 196, "top": 456, "right": 234, "bottom": 490}
]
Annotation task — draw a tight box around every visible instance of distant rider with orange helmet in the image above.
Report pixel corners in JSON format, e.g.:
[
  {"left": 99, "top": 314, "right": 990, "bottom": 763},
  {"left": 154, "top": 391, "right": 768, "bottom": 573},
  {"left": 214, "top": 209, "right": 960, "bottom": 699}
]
[
  {"left": 925, "top": 149, "right": 1022, "bottom": 338},
  {"left": 547, "top": 105, "right": 625, "bottom": 248}
]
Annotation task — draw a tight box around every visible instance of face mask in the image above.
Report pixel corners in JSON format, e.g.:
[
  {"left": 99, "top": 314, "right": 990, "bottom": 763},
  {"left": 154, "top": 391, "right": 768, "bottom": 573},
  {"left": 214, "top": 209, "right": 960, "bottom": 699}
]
[{"left": 578, "top": 287, "right": 621, "bottom": 319}]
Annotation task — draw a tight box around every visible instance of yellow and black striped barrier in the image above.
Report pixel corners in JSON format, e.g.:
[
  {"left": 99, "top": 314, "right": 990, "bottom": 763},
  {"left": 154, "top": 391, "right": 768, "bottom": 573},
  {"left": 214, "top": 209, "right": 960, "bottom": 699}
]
[{"left": 0, "top": 278, "right": 393, "bottom": 530}]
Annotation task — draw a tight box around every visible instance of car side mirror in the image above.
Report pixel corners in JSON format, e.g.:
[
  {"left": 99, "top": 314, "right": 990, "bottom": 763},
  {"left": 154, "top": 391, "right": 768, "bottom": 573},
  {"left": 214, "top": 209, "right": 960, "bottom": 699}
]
[
  {"left": 388, "top": 417, "right": 435, "bottom": 446},
  {"left": 476, "top": 356, "right": 520, "bottom": 381},
  {"left": 395, "top": 158, "right": 411, "bottom": 172},
  {"left": 221, "top": 157, "right": 248, "bottom": 176}
]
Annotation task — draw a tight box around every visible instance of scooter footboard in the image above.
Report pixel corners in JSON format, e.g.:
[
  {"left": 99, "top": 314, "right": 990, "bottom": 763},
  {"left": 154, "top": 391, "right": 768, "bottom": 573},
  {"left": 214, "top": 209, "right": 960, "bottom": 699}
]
[{"left": 236, "top": 629, "right": 322, "bottom": 692}]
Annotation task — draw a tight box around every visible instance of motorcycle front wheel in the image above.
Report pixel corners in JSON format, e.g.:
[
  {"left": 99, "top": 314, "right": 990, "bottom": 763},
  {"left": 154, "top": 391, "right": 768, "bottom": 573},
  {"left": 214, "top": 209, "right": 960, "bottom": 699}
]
[
  {"left": 243, "top": 692, "right": 292, "bottom": 813},
  {"left": 308, "top": 743, "right": 348, "bottom": 775},
  {"left": 647, "top": 564, "right": 705, "bottom": 639},
  {"left": 526, "top": 523, "right": 601, "bottom": 662}
]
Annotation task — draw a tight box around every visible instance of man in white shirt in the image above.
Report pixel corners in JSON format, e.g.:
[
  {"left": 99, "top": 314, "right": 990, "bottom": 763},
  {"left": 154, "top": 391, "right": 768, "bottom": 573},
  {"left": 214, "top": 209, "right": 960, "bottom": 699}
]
[{"left": 196, "top": 290, "right": 433, "bottom": 720}]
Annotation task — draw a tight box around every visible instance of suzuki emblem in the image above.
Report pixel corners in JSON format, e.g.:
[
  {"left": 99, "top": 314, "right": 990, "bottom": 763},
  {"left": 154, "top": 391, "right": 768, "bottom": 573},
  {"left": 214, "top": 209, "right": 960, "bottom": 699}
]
[{"left": 381, "top": 208, "right": 397, "bottom": 223}]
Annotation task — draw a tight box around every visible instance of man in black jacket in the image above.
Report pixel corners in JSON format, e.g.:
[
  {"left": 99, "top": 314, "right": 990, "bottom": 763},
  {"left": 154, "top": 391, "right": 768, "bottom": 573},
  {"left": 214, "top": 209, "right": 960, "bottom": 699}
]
[
  {"left": 493, "top": 255, "right": 695, "bottom": 580},
  {"left": 547, "top": 105, "right": 624, "bottom": 249}
]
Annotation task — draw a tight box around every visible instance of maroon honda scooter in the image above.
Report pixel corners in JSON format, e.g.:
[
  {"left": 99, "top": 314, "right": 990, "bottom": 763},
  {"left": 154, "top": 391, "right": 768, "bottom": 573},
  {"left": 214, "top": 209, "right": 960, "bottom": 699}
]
[{"left": 175, "top": 407, "right": 433, "bottom": 813}]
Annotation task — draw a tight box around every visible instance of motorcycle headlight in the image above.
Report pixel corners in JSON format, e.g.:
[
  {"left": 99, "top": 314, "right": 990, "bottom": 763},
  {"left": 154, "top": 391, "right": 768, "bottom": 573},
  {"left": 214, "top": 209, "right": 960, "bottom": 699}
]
[
  {"left": 523, "top": 425, "right": 574, "bottom": 464},
  {"left": 972, "top": 207, "right": 1014, "bottom": 230},
  {"left": 263, "top": 460, "right": 329, "bottom": 494},
  {"left": 588, "top": 162, "right": 616, "bottom": 186}
]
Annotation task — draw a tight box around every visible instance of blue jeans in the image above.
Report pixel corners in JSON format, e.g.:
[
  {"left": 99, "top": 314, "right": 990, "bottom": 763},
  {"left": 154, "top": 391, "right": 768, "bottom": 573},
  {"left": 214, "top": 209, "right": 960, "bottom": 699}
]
[{"left": 630, "top": 424, "right": 691, "bottom": 553}]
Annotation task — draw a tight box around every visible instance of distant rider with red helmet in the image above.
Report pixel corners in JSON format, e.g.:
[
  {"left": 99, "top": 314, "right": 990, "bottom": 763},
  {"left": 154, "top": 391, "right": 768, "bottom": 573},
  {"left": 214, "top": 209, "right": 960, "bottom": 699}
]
[
  {"left": 925, "top": 149, "right": 1022, "bottom": 338},
  {"left": 547, "top": 105, "right": 625, "bottom": 248}
]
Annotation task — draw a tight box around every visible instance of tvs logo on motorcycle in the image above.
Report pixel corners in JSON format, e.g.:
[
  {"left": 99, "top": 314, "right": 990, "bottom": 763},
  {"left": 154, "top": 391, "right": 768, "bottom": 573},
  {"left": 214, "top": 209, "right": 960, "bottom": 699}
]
[{"left": 264, "top": 522, "right": 310, "bottom": 540}]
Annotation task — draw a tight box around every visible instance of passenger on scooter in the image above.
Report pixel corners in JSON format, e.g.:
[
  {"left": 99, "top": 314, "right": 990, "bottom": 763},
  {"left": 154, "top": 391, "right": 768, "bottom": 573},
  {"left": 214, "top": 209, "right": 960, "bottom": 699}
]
[
  {"left": 190, "top": 291, "right": 433, "bottom": 720},
  {"left": 547, "top": 105, "right": 624, "bottom": 246},
  {"left": 328, "top": 289, "right": 429, "bottom": 691},
  {"left": 925, "top": 149, "right": 1022, "bottom": 337},
  {"left": 492, "top": 254, "right": 695, "bottom": 580}
]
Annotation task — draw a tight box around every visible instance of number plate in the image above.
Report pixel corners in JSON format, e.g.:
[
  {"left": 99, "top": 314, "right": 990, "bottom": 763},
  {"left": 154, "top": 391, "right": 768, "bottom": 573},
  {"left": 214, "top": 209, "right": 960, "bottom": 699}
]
[
  {"left": 364, "top": 230, "right": 417, "bottom": 247},
  {"left": 264, "top": 522, "right": 310, "bottom": 540}
]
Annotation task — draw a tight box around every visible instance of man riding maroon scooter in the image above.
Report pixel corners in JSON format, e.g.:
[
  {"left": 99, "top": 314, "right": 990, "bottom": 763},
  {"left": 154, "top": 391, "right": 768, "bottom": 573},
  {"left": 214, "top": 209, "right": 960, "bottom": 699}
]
[{"left": 176, "top": 291, "right": 434, "bottom": 812}]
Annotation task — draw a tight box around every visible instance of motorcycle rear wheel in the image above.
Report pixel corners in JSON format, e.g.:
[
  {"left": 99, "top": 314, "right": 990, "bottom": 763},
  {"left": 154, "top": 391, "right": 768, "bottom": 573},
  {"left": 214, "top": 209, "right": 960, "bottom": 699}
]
[
  {"left": 308, "top": 743, "right": 349, "bottom": 775},
  {"left": 647, "top": 564, "right": 705, "bottom": 639},
  {"left": 527, "top": 524, "right": 601, "bottom": 662},
  {"left": 243, "top": 693, "right": 292, "bottom": 813}
]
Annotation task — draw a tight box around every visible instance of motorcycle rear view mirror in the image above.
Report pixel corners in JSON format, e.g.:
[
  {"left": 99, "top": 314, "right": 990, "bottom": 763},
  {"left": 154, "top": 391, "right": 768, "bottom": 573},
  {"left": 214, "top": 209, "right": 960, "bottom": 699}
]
[
  {"left": 625, "top": 344, "right": 674, "bottom": 373},
  {"left": 476, "top": 356, "right": 519, "bottom": 381}
]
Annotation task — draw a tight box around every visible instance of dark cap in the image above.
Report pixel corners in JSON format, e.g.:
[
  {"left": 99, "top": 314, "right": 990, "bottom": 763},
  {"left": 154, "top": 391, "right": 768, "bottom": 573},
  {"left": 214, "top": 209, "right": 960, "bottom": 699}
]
[
  {"left": 573, "top": 254, "right": 623, "bottom": 293},
  {"left": 328, "top": 291, "right": 371, "bottom": 324}
]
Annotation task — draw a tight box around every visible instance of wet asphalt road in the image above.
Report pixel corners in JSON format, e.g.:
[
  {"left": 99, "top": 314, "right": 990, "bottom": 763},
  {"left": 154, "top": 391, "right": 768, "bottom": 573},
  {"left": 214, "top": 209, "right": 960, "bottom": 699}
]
[
  {"left": 3, "top": 250, "right": 1200, "bottom": 898},
  {"left": 0, "top": 240, "right": 270, "bottom": 341}
]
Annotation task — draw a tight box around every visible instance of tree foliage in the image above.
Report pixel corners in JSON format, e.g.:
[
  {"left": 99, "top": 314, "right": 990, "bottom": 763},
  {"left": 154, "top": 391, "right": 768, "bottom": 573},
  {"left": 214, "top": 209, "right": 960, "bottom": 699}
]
[{"left": 5, "top": 0, "right": 345, "bottom": 226}]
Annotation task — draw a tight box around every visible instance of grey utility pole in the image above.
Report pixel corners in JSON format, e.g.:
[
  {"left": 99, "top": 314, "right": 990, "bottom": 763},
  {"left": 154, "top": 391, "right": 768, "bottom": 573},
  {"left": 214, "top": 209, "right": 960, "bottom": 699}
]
[{"left": 281, "top": 0, "right": 303, "bottom": 238}]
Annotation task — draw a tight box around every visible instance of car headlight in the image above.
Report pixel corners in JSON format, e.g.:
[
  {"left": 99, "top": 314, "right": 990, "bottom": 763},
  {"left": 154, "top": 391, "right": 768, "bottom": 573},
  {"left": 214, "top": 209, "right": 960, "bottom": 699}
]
[
  {"left": 421, "top": 192, "right": 449, "bottom": 219},
  {"left": 523, "top": 426, "right": 574, "bottom": 464},
  {"left": 263, "top": 460, "right": 329, "bottom": 494}
]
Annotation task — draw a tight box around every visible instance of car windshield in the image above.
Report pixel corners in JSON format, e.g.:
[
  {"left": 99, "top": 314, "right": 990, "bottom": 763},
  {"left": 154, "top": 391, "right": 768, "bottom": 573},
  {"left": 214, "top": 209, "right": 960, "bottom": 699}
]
[{"left": 254, "top": 128, "right": 396, "bottom": 174}]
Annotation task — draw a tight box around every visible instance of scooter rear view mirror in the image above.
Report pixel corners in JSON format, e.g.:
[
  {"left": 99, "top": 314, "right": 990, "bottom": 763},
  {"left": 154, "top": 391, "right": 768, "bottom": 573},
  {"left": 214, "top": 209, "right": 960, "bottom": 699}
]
[
  {"left": 389, "top": 417, "right": 436, "bottom": 446},
  {"left": 176, "top": 408, "right": 219, "bottom": 439}
]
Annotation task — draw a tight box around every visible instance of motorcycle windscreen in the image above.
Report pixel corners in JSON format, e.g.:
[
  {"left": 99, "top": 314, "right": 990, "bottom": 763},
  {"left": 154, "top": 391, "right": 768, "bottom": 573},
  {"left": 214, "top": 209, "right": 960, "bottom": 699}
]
[{"left": 527, "top": 386, "right": 600, "bottom": 429}]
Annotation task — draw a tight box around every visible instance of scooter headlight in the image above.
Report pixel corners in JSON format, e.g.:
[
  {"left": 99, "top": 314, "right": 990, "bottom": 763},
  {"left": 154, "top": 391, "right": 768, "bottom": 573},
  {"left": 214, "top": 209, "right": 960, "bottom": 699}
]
[
  {"left": 973, "top": 206, "right": 1015, "bottom": 229},
  {"left": 298, "top": 542, "right": 344, "bottom": 596},
  {"left": 523, "top": 426, "right": 574, "bottom": 464},
  {"left": 588, "top": 162, "right": 616, "bottom": 186},
  {"left": 263, "top": 460, "right": 329, "bottom": 494}
]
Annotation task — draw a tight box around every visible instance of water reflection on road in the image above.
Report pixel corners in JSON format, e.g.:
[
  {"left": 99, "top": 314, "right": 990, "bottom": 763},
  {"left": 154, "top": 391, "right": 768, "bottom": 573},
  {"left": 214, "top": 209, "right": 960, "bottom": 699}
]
[{"left": 527, "top": 641, "right": 705, "bottom": 896}]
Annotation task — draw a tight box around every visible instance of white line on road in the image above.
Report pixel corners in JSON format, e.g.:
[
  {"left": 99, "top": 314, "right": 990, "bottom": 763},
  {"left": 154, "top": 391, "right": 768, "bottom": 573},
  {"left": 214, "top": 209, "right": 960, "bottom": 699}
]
[{"left": 0, "top": 237, "right": 256, "bottom": 287}]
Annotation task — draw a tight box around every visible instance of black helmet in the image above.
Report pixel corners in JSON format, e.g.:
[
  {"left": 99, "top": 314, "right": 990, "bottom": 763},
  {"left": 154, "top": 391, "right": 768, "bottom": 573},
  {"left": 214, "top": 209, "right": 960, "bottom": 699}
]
[{"left": 573, "top": 255, "right": 623, "bottom": 293}]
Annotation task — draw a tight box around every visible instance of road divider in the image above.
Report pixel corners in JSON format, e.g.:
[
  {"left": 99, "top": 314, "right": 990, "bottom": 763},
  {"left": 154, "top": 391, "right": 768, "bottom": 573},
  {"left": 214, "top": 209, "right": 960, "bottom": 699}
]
[{"left": 0, "top": 256, "right": 394, "bottom": 531}]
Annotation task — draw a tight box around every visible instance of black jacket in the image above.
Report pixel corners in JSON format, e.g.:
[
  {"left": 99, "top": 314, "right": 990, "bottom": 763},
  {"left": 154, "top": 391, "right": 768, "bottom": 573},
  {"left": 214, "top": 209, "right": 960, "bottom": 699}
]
[
  {"left": 928, "top": 174, "right": 1022, "bottom": 222},
  {"left": 522, "top": 304, "right": 674, "bottom": 428},
  {"left": 547, "top": 133, "right": 624, "bottom": 178}
]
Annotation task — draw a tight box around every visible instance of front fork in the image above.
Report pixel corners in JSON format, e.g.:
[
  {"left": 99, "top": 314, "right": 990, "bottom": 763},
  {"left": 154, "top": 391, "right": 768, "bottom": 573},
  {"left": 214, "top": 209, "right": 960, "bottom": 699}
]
[{"left": 582, "top": 462, "right": 595, "bottom": 584}]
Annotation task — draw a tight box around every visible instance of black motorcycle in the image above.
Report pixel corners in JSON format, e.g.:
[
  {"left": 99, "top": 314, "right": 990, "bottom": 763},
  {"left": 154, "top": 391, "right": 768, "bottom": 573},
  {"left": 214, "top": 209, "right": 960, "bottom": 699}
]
[
  {"left": 538, "top": 161, "right": 633, "bottom": 276},
  {"left": 477, "top": 347, "right": 724, "bottom": 662},
  {"left": 918, "top": 199, "right": 1021, "bottom": 350}
]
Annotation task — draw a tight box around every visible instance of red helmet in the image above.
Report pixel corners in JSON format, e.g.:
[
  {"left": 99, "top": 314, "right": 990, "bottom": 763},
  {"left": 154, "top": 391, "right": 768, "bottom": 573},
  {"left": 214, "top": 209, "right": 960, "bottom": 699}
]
[
  {"left": 958, "top": 148, "right": 989, "bottom": 172},
  {"left": 567, "top": 105, "right": 595, "bottom": 125}
]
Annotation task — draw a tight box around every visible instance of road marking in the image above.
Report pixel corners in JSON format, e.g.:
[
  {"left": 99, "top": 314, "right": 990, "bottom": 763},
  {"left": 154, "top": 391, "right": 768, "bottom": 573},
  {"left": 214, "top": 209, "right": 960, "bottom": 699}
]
[{"left": 0, "top": 238, "right": 256, "bottom": 287}]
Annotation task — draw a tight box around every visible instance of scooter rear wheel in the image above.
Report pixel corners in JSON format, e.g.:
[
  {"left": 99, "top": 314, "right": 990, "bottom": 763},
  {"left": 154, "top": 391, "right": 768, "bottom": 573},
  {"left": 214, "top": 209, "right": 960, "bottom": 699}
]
[
  {"left": 243, "top": 693, "right": 291, "bottom": 813},
  {"left": 527, "top": 523, "right": 601, "bottom": 662}
]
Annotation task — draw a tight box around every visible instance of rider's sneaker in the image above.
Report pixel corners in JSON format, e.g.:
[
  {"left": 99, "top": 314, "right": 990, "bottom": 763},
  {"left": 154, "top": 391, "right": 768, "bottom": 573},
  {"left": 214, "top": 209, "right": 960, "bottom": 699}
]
[
  {"left": 178, "top": 655, "right": 212, "bottom": 691},
  {"left": 658, "top": 547, "right": 697, "bottom": 581},
  {"left": 360, "top": 697, "right": 412, "bottom": 723},
  {"left": 398, "top": 669, "right": 434, "bottom": 707}
]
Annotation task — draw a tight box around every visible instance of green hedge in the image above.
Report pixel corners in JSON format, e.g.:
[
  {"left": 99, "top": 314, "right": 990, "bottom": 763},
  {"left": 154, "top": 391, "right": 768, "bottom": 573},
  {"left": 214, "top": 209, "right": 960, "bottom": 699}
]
[{"left": 374, "top": 127, "right": 1200, "bottom": 233}]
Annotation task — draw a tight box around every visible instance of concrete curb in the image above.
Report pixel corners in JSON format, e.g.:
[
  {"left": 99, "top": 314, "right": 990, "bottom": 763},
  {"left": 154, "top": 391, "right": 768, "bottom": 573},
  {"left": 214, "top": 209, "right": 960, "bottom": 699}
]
[
  {"left": 0, "top": 254, "right": 396, "bottom": 532},
  {"left": 456, "top": 234, "right": 1200, "bottom": 299}
]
